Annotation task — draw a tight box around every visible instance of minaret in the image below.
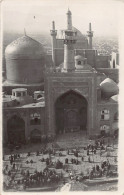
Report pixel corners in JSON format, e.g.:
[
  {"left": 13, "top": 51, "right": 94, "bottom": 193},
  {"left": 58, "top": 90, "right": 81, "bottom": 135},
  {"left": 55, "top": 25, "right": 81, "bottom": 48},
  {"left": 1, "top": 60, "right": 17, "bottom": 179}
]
[
  {"left": 50, "top": 21, "right": 57, "bottom": 67},
  {"left": 63, "top": 9, "right": 77, "bottom": 72},
  {"left": 87, "top": 23, "right": 93, "bottom": 49}
]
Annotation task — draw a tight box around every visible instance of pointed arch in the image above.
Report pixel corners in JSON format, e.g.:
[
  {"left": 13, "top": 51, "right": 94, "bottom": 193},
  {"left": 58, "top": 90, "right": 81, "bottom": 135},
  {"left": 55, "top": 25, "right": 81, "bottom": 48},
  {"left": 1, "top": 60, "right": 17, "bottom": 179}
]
[
  {"left": 7, "top": 115, "right": 25, "bottom": 144},
  {"left": 55, "top": 90, "right": 88, "bottom": 134}
]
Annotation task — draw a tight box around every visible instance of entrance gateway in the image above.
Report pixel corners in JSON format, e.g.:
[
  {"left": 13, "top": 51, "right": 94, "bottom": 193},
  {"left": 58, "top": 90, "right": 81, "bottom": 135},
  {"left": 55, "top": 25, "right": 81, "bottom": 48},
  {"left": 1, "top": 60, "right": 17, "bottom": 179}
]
[{"left": 55, "top": 90, "right": 87, "bottom": 134}]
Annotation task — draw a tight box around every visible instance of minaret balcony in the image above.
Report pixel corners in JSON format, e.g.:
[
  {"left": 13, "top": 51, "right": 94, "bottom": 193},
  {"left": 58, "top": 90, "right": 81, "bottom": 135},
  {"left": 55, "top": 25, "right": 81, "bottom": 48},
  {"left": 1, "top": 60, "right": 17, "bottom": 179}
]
[
  {"left": 50, "top": 30, "right": 57, "bottom": 36},
  {"left": 87, "top": 31, "right": 93, "bottom": 37}
]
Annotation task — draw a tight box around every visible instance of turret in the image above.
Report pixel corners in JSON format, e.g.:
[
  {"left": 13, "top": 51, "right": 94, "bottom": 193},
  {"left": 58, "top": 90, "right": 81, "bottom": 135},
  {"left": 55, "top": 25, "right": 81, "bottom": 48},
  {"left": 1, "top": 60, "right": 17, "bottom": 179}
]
[
  {"left": 87, "top": 23, "right": 93, "bottom": 49},
  {"left": 50, "top": 21, "right": 57, "bottom": 67}
]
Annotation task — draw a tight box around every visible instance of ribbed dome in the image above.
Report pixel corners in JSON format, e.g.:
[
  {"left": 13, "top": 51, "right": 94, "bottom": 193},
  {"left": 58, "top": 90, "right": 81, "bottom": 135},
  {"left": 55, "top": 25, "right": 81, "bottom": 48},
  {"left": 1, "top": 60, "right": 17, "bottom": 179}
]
[
  {"left": 5, "top": 35, "right": 44, "bottom": 59},
  {"left": 100, "top": 78, "right": 119, "bottom": 99}
]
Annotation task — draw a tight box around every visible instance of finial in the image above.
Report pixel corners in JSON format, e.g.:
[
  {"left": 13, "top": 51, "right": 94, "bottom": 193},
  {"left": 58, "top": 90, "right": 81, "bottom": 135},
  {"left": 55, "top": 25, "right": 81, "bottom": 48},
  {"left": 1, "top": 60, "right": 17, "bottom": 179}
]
[
  {"left": 89, "top": 23, "right": 91, "bottom": 31},
  {"left": 52, "top": 21, "right": 55, "bottom": 30},
  {"left": 24, "top": 28, "right": 26, "bottom": 36},
  {"left": 67, "top": 7, "right": 71, "bottom": 14}
]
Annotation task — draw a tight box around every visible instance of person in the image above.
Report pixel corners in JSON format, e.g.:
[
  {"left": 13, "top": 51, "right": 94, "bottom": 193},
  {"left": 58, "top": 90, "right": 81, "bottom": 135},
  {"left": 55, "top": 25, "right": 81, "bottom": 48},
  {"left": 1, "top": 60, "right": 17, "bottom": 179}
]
[
  {"left": 82, "top": 156, "right": 84, "bottom": 161},
  {"left": 87, "top": 149, "right": 89, "bottom": 156},
  {"left": 5, "top": 165, "right": 8, "bottom": 170},
  {"left": 13, "top": 163, "right": 15, "bottom": 169},
  {"left": 36, "top": 151, "right": 39, "bottom": 156},
  {"left": 94, "top": 149, "right": 96, "bottom": 154},
  {"left": 91, "top": 145, "right": 94, "bottom": 152},
  {"left": 30, "top": 159, "right": 33, "bottom": 164},
  {"left": 88, "top": 156, "right": 91, "bottom": 163},
  {"left": 76, "top": 159, "right": 78, "bottom": 165},
  {"left": 27, "top": 152, "right": 30, "bottom": 157},
  {"left": 96, "top": 165, "right": 99, "bottom": 171},
  {"left": 65, "top": 158, "right": 68, "bottom": 164},
  {"left": 93, "top": 166, "right": 95, "bottom": 172}
]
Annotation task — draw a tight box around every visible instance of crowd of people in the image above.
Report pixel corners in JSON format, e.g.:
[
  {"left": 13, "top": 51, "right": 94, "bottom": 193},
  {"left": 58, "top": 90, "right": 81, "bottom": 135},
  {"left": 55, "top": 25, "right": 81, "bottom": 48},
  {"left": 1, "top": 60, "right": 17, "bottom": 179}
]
[{"left": 3, "top": 137, "right": 118, "bottom": 191}]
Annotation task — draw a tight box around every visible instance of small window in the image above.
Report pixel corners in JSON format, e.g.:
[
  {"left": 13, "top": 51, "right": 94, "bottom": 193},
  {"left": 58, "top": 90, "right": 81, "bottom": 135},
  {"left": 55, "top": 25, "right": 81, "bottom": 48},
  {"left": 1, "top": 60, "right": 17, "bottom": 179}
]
[
  {"left": 113, "top": 60, "right": 115, "bottom": 68},
  {"left": 78, "top": 61, "right": 81, "bottom": 65},
  {"left": 100, "top": 125, "right": 110, "bottom": 132},
  {"left": 17, "top": 92, "right": 21, "bottom": 97},
  {"left": 30, "top": 113, "right": 41, "bottom": 125},
  {"left": 23, "top": 92, "right": 26, "bottom": 96},
  {"left": 101, "top": 109, "right": 110, "bottom": 120}
]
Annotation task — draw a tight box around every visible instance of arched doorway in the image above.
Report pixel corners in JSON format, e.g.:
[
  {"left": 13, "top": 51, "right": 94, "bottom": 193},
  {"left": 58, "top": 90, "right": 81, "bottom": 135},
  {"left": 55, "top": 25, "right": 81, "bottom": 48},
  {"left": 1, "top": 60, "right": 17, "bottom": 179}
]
[
  {"left": 55, "top": 90, "right": 87, "bottom": 134},
  {"left": 7, "top": 115, "right": 25, "bottom": 144},
  {"left": 30, "top": 129, "right": 41, "bottom": 143},
  {"left": 37, "top": 94, "right": 42, "bottom": 99},
  {"left": 113, "top": 59, "right": 115, "bottom": 68}
]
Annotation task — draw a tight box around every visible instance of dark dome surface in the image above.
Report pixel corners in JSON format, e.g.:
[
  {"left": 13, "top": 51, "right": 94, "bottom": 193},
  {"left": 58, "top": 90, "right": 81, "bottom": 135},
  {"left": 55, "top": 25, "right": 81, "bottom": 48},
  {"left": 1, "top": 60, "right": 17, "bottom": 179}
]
[
  {"left": 5, "top": 35, "right": 44, "bottom": 59},
  {"left": 5, "top": 35, "right": 45, "bottom": 84},
  {"left": 100, "top": 78, "right": 119, "bottom": 99}
]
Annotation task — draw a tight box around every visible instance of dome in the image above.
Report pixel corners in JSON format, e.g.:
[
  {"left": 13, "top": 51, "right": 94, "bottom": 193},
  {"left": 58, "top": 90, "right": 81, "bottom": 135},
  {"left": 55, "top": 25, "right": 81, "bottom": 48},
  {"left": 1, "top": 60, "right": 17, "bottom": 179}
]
[
  {"left": 75, "top": 55, "right": 84, "bottom": 60},
  {"left": 100, "top": 78, "right": 119, "bottom": 99},
  {"left": 111, "top": 94, "right": 118, "bottom": 102},
  {"left": 72, "top": 27, "right": 87, "bottom": 41},
  {"left": 57, "top": 27, "right": 87, "bottom": 41},
  {"left": 5, "top": 35, "right": 44, "bottom": 59},
  {"left": 5, "top": 35, "right": 45, "bottom": 84}
]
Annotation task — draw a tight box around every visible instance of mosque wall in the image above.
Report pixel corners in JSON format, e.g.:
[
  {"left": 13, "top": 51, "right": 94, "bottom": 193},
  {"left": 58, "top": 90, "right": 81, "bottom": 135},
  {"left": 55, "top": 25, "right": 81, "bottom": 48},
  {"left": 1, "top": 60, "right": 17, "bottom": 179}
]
[
  {"left": 95, "top": 55, "right": 110, "bottom": 68},
  {"left": 44, "top": 71, "right": 98, "bottom": 137},
  {"left": 96, "top": 103, "right": 118, "bottom": 135},
  {"left": 3, "top": 107, "right": 45, "bottom": 144},
  {"left": 54, "top": 48, "right": 64, "bottom": 67}
]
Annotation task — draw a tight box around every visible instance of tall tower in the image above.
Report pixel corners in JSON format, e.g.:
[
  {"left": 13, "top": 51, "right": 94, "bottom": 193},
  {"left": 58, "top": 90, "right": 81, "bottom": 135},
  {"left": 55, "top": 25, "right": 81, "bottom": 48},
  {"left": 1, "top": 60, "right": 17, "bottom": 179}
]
[
  {"left": 87, "top": 23, "right": 93, "bottom": 49},
  {"left": 63, "top": 9, "right": 77, "bottom": 72},
  {"left": 50, "top": 21, "right": 57, "bottom": 67}
]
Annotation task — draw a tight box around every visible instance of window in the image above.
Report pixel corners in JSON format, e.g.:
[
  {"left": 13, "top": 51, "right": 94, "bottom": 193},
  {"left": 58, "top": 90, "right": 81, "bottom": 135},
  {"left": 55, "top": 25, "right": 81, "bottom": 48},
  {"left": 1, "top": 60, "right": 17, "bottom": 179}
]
[
  {"left": 78, "top": 61, "right": 81, "bottom": 65},
  {"left": 23, "top": 92, "right": 26, "bottom": 96},
  {"left": 17, "top": 92, "right": 21, "bottom": 97},
  {"left": 101, "top": 109, "right": 110, "bottom": 120},
  {"left": 113, "top": 60, "right": 115, "bottom": 68},
  {"left": 30, "top": 113, "right": 41, "bottom": 125},
  {"left": 114, "top": 112, "right": 118, "bottom": 121},
  {"left": 100, "top": 125, "right": 110, "bottom": 134}
]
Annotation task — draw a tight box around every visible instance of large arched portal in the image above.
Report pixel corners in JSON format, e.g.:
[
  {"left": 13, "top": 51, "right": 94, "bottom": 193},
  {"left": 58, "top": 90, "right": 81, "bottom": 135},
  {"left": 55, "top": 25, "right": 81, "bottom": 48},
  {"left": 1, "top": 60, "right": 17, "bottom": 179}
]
[
  {"left": 55, "top": 90, "right": 88, "bottom": 134},
  {"left": 7, "top": 115, "right": 25, "bottom": 144}
]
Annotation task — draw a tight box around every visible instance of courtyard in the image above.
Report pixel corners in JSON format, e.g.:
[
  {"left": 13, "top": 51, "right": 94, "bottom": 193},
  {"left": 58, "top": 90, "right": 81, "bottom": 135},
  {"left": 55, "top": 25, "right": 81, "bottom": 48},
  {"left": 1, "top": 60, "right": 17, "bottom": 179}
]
[{"left": 3, "top": 132, "right": 118, "bottom": 191}]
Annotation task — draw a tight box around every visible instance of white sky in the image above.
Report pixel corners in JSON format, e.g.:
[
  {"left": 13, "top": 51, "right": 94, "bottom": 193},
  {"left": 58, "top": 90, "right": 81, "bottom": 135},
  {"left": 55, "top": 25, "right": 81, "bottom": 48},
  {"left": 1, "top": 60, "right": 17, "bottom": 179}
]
[{"left": 1, "top": 0, "right": 124, "bottom": 37}]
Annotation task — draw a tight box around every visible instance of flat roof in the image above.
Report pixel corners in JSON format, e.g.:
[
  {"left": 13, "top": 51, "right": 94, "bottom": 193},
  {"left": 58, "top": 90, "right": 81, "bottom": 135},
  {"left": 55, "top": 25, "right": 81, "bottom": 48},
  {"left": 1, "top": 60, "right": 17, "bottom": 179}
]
[{"left": 12, "top": 88, "right": 27, "bottom": 92}]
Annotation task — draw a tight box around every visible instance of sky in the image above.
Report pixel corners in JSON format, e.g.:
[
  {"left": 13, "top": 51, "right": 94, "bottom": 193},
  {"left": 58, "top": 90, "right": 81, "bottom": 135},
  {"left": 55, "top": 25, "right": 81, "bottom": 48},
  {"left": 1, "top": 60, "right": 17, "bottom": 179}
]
[{"left": 1, "top": 0, "right": 124, "bottom": 37}]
